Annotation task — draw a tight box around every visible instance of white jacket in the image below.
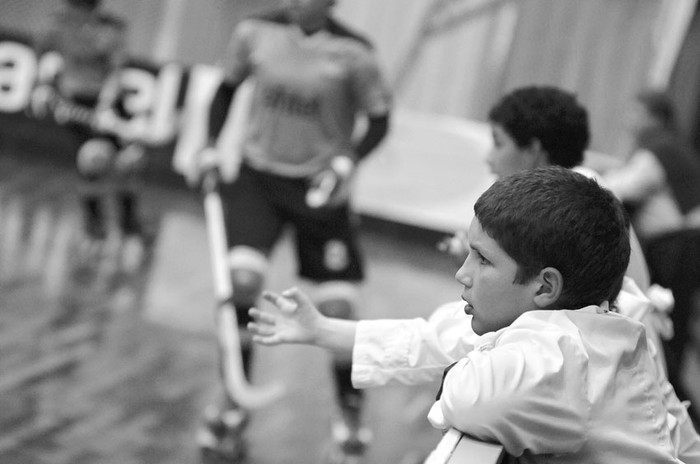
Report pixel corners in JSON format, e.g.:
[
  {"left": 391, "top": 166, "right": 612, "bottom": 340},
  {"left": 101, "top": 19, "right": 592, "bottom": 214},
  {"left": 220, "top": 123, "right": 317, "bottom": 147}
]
[
  {"left": 352, "top": 279, "right": 700, "bottom": 463},
  {"left": 428, "top": 307, "right": 676, "bottom": 463}
]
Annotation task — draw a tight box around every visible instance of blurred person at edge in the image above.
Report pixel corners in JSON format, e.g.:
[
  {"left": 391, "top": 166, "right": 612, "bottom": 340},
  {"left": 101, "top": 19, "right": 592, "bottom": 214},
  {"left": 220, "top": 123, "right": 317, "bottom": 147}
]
[
  {"left": 604, "top": 89, "right": 700, "bottom": 244},
  {"left": 604, "top": 89, "right": 700, "bottom": 419}
]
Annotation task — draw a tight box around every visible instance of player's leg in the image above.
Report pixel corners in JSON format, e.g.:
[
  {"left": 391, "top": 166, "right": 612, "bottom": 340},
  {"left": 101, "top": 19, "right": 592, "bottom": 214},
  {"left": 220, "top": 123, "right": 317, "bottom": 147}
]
[
  {"left": 112, "top": 141, "right": 149, "bottom": 271},
  {"left": 313, "top": 281, "right": 373, "bottom": 458},
  {"left": 62, "top": 93, "right": 112, "bottom": 242},
  {"left": 227, "top": 245, "right": 268, "bottom": 374},
  {"left": 220, "top": 164, "right": 284, "bottom": 377},
  {"left": 295, "top": 203, "right": 370, "bottom": 461},
  {"left": 75, "top": 135, "right": 117, "bottom": 240},
  {"left": 199, "top": 245, "right": 269, "bottom": 459},
  {"left": 113, "top": 141, "right": 147, "bottom": 238}
]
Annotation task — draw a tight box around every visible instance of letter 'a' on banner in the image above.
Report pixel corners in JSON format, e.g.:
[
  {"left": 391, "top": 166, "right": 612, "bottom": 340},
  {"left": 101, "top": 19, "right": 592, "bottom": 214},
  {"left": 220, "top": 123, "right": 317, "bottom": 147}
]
[{"left": 0, "top": 40, "right": 37, "bottom": 113}]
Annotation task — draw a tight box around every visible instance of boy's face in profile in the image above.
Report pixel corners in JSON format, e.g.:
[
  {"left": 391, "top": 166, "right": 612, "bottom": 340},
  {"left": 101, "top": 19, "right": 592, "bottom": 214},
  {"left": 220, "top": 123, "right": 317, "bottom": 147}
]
[
  {"left": 456, "top": 217, "right": 539, "bottom": 335},
  {"left": 486, "top": 124, "right": 543, "bottom": 179}
]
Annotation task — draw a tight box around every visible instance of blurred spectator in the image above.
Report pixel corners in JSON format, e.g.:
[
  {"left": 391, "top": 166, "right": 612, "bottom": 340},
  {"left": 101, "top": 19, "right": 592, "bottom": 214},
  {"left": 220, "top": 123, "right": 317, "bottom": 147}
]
[{"left": 604, "top": 89, "right": 700, "bottom": 244}]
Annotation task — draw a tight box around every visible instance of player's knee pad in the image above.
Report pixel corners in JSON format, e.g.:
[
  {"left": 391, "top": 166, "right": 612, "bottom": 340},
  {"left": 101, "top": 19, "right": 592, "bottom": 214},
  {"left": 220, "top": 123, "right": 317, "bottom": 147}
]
[
  {"left": 228, "top": 246, "right": 268, "bottom": 310},
  {"left": 314, "top": 281, "right": 360, "bottom": 320},
  {"left": 115, "top": 143, "right": 146, "bottom": 176},
  {"left": 77, "top": 138, "right": 116, "bottom": 178}
]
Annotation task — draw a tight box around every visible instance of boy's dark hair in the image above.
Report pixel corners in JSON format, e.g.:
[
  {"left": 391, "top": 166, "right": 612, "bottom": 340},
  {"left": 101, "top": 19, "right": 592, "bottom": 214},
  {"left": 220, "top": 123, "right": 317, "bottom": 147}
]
[
  {"left": 474, "top": 166, "right": 630, "bottom": 308},
  {"left": 636, "top": 89, "right": 676, "bottom": 131},
  {"left": 488, "top": 86, "right": 590, "bottom": 169}
]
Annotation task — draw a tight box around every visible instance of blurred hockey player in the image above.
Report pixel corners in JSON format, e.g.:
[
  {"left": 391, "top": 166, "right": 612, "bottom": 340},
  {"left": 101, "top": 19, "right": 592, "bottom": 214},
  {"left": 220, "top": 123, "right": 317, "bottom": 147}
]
[
  {"left": 188, "top": 0, "right": 392, "bottom": 461},
  {"left": 34, "top": 0, "right": 147, "bottom": 264}
]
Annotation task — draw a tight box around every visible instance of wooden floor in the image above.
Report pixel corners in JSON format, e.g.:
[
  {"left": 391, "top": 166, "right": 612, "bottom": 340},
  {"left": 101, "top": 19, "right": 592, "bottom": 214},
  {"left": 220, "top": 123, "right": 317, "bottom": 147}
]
[{"left": 0, "top": 152, "right": 462, "bottom": 464}]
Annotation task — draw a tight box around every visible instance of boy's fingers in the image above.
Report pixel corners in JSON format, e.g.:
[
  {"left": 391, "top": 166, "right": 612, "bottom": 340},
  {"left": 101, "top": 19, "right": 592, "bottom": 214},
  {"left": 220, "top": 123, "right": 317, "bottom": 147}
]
[
  {"left": 247, "top": 322, "right": 261, "bottom": 334},
  {"left": 251, "top": 334, "right": 273, "bottom": 345},
  {"left": 248, "top": 307, "right": 275, "bottom": 324},
  {"left": 261, "top": 290, "right": 281, "bottom": 304},
  {"left": 262, "top": 290, "right": 298, "bottom": 312},
  {"left": 281, "top": 287, "right": 313, "bottom": 308},
  {"left": 252, "top": 333, "right": 285, "bottom": 346},
  {"left": 247, "top": 322, "right": 275, "bottom": 336}
]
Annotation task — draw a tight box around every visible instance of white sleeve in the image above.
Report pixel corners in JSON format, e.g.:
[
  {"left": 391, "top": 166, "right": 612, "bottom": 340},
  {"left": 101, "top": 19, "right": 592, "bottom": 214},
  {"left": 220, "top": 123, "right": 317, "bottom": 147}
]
[
  {"left": 428, "top": 326, "right": 589, "bottom": 456},
  {"left": 352, "top": 302, "right": 478, "bottom": 388},
  {"left": 658, "top": 359, "right": 700, "bottom": 463}
]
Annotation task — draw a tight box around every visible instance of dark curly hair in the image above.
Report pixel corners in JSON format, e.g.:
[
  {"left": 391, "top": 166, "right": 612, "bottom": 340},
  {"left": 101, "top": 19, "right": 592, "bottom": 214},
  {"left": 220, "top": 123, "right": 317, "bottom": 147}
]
[
  {"left": 475, "top": 166, "right": 630, "bottom": 308},
  {"left": 488, "top": 86, "right": 590, "bottom": 169}
]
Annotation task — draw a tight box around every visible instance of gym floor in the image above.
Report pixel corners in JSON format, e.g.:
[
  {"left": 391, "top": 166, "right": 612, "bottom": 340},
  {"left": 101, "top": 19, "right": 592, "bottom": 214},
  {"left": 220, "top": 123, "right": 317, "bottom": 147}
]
[{"left": 0, "top": 149, "right": 461, "bottom": 464}]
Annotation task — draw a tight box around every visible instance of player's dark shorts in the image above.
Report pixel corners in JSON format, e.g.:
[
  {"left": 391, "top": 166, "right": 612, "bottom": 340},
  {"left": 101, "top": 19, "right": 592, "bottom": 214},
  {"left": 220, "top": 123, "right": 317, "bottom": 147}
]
[{"left": 220, "top": 161, "right": 365, "bottom": 283}]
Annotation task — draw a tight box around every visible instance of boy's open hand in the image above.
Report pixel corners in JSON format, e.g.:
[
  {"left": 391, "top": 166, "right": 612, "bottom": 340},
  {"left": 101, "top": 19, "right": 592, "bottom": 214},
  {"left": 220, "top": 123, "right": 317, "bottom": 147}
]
[{"left": 248, "top": 287, "right": 324, "bottom": 346}]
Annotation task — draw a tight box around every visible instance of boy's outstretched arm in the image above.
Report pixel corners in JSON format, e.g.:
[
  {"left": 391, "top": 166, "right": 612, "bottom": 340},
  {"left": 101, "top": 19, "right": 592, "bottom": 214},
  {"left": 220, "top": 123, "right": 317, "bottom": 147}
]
[{"left": 248, "top": 287, "right": 358, "bottom": 361}]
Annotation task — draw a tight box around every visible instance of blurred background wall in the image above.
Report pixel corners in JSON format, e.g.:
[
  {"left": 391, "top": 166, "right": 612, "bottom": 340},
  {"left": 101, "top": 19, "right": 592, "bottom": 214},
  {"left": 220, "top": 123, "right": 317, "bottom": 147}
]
[
  {"left": 333, "top": 0, "right": 697, "bottom": 157},
  {"left": 0, "top": 0, "right": 698, "bottom": 157}
]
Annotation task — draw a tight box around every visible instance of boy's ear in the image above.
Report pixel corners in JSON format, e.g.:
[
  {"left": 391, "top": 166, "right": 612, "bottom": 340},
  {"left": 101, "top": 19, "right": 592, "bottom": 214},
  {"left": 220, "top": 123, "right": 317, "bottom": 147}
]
[
  {"left": 533, "top": 267, "right": 563, "bottom": 308},
  {"left": 524, "top": 138, "right": 548, "bottom": 167},
  {"left": 527, "top": 137, "right": 542, "bottom": 152}
]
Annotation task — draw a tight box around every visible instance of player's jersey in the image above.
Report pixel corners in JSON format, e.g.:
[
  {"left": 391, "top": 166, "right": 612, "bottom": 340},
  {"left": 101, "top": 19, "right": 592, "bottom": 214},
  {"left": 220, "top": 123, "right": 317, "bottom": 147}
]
[
  {"left": 40, "top": 9, "right": 126, "bottom": 99},
  {"left": 221, "top": 14, "right": 392, "bottom": 178}
]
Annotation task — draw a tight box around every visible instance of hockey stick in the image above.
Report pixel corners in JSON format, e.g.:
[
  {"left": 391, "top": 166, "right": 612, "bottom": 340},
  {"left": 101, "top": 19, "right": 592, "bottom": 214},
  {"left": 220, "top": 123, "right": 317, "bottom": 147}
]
[{"left": 201, "top": 170, "right": 285, "bottom": 410}]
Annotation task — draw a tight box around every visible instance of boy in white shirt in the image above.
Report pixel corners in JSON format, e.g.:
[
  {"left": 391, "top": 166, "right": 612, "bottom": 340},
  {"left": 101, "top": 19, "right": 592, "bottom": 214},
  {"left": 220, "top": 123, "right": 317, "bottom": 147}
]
[{"left": 248, "top": 167, "right": 700, "bottom": 463}]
